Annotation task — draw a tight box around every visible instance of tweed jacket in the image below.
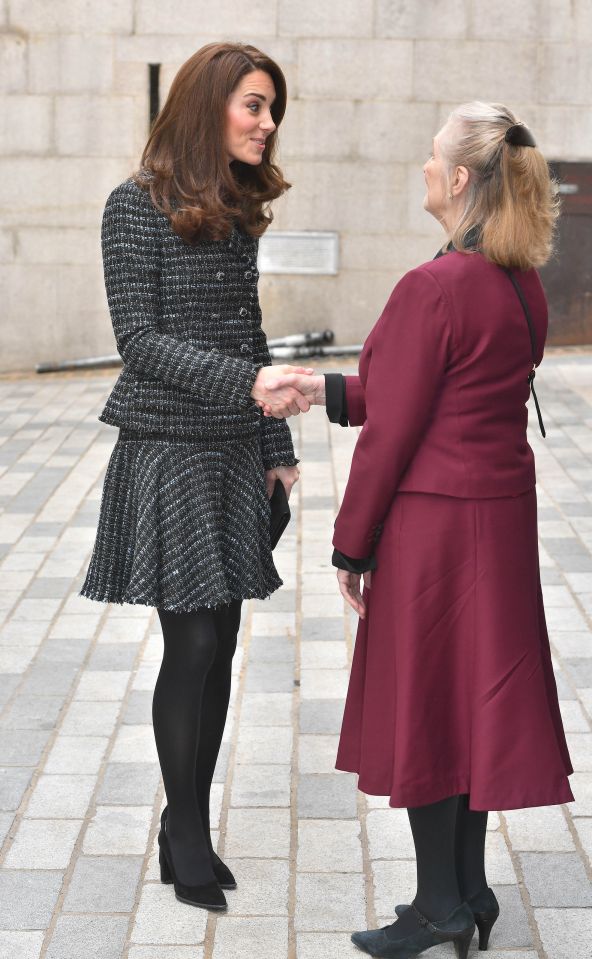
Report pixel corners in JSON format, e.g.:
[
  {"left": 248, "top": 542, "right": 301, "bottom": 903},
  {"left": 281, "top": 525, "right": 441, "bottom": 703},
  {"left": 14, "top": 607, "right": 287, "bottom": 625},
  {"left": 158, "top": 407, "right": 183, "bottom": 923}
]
[{"left": 98, "top": 178, "right": 296, "bottom": 469}]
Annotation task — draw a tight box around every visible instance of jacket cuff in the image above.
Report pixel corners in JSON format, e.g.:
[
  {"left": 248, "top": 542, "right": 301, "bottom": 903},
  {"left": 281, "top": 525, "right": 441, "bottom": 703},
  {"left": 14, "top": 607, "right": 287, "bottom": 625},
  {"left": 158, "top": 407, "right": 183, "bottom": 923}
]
[
  {"left": 210, "top": 351, "right": 259, "bottom": 409},
  {"left": 260, "top": 416, "right": 298, "bottom": 469},
  {"left": 343, "top": 376, "right": 366, "bottom": 426},
  {"left": 333, "top": 521, "right": 383, "bottom": 562},
  {"left": 325, "top": 373, "right": 349, "bottom": 426},
  {"left": 332, "top": 548, "right": 376, "bottom": 573}
]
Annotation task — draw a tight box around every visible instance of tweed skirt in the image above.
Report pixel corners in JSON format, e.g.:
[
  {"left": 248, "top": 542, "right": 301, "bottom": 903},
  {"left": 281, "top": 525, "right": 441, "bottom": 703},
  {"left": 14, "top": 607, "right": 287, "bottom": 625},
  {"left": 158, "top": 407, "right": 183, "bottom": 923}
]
[{"left": 80, "top": 430, "right": 282, "bottom": 611}]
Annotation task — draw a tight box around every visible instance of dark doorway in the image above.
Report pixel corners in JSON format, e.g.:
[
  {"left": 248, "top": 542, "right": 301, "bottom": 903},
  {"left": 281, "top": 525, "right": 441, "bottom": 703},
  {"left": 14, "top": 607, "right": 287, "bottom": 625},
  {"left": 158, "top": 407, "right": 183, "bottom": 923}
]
[
  {"left": 149, "top": 63, "right": 161, "bottom": 129},
  {"left": 540, "top": 162, "right": 592, "bottom": 345}
]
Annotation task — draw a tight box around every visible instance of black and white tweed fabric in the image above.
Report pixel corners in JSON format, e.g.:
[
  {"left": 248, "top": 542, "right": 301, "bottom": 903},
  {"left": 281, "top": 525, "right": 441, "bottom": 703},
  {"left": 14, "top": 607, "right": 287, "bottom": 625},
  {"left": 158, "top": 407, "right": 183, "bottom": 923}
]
[
  {"left": 98, "top": 177, "right": 295, "bottom": 464},
  {"left": 81, "top": 432, "right": 282, "bottom": 610},
  {"left": 81, "top": 177, "right": 295, "bottom": 610}
]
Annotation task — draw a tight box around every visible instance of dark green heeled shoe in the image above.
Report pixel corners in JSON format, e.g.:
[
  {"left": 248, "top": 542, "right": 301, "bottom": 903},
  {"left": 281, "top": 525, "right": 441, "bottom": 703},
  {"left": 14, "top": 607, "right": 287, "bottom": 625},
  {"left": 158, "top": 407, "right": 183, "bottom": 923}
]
[
  {"left": 159, "top": 806, "right": 237, "bottom": 890},
  {"left": 351, "top": 901, "right": 475, "bottom": 958},
  {"left": 395, "top": 887, "right": 499, "bottom": 951}
]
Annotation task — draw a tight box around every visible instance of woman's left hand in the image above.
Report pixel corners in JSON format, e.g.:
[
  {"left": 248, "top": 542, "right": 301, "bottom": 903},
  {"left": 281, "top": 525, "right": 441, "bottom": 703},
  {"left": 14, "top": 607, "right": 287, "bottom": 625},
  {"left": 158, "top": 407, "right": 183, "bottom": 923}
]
[{"left": 265, "top": 465, "right": 300, "bottom": 500}]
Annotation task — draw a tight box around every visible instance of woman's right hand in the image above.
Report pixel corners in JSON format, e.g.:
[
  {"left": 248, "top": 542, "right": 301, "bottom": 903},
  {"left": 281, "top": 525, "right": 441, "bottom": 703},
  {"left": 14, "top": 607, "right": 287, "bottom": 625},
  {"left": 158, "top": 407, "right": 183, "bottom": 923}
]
[
  {"left": 258, "top": 373, "right": 326, "bottom": 418},
  {"left": 251, "top": 365, "right": 315, "bottom": 418}
]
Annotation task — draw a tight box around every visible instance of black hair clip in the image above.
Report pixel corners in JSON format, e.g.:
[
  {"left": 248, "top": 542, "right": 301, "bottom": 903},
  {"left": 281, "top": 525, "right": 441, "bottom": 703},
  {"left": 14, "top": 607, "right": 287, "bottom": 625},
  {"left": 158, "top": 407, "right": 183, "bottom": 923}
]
[{"left": 504, "top": 124, "right": 537, "bottom": 148}]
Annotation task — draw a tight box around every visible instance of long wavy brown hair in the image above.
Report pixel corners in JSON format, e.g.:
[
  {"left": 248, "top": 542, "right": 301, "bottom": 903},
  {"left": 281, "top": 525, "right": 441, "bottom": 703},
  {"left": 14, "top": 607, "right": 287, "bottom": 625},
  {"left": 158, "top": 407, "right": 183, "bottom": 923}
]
[{"left": 135, "top": 42, "right": 291, "bottom": 243}]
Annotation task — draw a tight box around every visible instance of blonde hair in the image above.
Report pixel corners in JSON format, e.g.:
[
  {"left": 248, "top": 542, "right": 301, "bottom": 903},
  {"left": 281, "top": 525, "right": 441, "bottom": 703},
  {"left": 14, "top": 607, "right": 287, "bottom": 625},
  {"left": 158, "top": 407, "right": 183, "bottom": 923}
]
[{"left": 439, "top": 101, "right": 559, "bottom": 270}]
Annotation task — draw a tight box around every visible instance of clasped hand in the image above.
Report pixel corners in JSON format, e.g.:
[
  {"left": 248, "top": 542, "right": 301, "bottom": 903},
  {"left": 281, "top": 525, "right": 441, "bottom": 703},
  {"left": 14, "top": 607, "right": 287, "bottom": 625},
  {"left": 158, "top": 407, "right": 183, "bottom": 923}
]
[{"left": 251, "top": 366, "right": 325, "bottom": 418}]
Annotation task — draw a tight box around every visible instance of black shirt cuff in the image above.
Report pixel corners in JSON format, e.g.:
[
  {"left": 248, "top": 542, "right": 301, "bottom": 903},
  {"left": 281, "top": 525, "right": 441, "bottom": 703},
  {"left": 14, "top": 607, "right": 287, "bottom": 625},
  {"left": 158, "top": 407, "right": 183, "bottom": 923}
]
[
  {"left": 324, "top": 373, "right": 349, "bottom": 426},
  {"left": 332, "top": 548, "right": 376, "bottom": 573}
]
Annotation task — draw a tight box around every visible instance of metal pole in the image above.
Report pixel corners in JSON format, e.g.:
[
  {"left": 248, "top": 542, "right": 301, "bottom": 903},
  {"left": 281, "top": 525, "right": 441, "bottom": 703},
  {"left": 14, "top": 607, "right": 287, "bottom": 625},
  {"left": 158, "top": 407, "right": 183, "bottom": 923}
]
[
  {"left": 36, "top": 332, "right": 358, "bottom": 373},
  {"left": 269, "top": 344, "right": 362, "bottom": 360},
  {"left": 267, "top": 330, "right": 334, "bottom": 348},
  {"left": 36, "top": 355, "right": 122, "bottom": 373}
]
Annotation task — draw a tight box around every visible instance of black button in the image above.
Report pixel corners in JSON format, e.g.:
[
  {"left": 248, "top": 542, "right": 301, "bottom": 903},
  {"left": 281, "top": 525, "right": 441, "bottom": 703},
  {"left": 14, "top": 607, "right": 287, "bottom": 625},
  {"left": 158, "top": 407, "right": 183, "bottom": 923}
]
[
  {"left": 239, "top": 307, "right": 248, "bottom": 317},
  {"left": 240, "top": 343, "right": 250, "bottom": 354}
]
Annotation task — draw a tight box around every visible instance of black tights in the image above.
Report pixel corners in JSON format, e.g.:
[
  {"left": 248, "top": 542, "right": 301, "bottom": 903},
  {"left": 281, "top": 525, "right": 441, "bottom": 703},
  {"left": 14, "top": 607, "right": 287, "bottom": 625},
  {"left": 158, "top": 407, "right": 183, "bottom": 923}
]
[
  {"left": 455, "top": 793, "right": 489, "bottom": 901},
  {"left": 153, "top": 602, "right": 241, "bottom": 885},
  {"left": 386, "top": 794, "right": 488, "bottom": 942}
]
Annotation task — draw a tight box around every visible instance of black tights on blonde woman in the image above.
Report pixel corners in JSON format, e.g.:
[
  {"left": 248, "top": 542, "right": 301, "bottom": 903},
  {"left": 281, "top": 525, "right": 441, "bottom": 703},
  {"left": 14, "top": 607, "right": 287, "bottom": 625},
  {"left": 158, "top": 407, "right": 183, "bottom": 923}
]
[{"left": 388, "top": 794, "right": 489, "bottom": 943}]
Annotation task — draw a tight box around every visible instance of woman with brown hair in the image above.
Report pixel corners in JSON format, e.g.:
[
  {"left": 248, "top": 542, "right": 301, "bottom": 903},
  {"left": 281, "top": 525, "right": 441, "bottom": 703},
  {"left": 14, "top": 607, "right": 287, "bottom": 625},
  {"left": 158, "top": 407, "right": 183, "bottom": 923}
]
[
  {"left": 264, "top": 102, "right": 573, "bottom": 957},
  {"left": 81, "top": 42, "right": 308, "bottom": 911}
]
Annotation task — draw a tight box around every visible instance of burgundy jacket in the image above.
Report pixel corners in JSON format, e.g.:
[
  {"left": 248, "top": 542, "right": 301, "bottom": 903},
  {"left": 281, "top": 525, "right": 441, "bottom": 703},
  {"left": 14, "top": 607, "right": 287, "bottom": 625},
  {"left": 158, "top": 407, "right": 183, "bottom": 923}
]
[{"left": 332, "top": 250, "right": 548, "bottom": 560}]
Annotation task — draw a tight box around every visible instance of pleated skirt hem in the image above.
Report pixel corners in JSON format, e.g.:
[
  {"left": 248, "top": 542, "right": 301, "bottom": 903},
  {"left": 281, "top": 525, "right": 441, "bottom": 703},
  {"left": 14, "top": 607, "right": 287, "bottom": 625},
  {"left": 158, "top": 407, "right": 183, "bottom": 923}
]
[{"left": 79, "top": 578, "right": 283, "bottom": 612}]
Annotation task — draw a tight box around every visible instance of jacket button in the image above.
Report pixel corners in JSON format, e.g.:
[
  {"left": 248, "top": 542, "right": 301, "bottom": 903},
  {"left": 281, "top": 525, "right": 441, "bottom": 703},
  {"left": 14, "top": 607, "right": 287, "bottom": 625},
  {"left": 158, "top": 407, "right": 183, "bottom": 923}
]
[
  {"left": 216, "top": 271, "right": 225, "bottom": 280},
  {"left": 240, "top": 343, "right": 250, "bottom": 354},
  {"left": 239, "top": 307, "right": 248, "bottom": 316},
  {"left": 244, "top": 271, "right": 252, "bottom": 279}
]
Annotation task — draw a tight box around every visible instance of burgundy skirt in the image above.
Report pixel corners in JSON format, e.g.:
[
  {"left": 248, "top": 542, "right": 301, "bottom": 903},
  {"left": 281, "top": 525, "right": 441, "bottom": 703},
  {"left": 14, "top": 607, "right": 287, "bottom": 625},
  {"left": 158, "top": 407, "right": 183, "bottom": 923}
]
[{"left": 335, "top": 490, "right": 574, "bottom": 811}]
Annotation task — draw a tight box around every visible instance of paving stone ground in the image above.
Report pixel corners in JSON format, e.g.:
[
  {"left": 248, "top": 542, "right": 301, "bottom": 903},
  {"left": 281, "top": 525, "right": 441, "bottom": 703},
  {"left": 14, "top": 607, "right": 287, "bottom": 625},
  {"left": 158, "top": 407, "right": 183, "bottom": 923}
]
[{"left": 0, "top": 356, "right": 591, "bottom": 959}]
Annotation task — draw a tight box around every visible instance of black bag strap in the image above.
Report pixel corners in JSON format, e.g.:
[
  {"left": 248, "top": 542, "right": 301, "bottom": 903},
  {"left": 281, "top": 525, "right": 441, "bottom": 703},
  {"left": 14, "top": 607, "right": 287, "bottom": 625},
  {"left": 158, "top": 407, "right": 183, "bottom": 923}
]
[{"left": 502, "top": 268, "right": 546, "bottom": 438}]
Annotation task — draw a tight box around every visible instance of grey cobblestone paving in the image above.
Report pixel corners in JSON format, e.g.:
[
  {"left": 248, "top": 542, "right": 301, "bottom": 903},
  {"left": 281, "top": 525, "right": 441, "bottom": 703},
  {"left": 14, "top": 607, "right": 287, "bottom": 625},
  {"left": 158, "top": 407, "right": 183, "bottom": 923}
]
[{"left": 0, "top": 358, "right": 591, "bottom": 958}]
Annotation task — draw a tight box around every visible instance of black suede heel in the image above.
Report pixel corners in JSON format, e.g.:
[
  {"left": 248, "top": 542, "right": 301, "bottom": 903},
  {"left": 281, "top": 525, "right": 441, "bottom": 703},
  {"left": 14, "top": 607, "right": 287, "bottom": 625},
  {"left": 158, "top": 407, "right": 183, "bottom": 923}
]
[
  {"left": 158, "top": 819, "right": 227, "bottom": 911},
  {"left": 351, "top": 901, "right": 475, "bottom": 958},
  {"left": 474, "top": 914, "right": 497, "bottom": 950},
  {"left": 467, "top": 887, "right": 499, "bottom": 950},
  {"left": 395, "top": 887, "right": 499, "bottom": 951},
  {"left": 160, "top": 848, "right": 173, "bottom": 884},
  {"left": 160, "top": 806, "right": 237, "bottom": 890},
  {"left": 212, "top": 850, "right": 237, "bottom": 890}
]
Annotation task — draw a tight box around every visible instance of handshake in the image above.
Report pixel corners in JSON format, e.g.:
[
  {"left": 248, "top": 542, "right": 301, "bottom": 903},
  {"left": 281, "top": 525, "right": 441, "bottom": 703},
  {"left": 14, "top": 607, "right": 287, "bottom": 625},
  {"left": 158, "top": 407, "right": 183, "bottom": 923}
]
[{"left": 250, "top": 365, "right": 326, "bottom": 418}]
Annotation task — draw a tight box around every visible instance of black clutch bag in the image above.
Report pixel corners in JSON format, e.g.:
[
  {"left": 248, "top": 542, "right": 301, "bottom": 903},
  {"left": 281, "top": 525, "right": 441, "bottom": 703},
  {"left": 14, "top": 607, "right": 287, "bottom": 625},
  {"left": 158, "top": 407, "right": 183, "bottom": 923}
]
[{"left": 269, "top": 479, "right": 291, "bottom": 549}]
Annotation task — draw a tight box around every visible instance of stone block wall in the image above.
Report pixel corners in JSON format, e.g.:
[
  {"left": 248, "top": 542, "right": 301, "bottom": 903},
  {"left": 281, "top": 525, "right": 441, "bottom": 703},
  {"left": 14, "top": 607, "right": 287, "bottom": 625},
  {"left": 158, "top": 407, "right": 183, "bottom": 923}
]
[{"left": 1, "top": 0, "right": 591, "bottom": 370}]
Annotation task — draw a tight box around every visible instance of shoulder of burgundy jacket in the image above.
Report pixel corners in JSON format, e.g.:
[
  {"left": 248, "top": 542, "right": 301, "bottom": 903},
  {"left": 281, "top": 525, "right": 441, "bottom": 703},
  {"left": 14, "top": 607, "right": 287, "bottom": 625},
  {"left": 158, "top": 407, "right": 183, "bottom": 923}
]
[{"left": 330, "top": 249, "right": 548, "bottom": 561}]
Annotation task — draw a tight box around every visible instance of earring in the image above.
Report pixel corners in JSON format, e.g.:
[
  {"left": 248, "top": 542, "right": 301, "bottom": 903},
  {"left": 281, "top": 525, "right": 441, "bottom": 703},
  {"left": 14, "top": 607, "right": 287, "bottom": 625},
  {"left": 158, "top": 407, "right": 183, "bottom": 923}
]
[{"left": 448, "top": 192, "right": 453, "bottom": 200}]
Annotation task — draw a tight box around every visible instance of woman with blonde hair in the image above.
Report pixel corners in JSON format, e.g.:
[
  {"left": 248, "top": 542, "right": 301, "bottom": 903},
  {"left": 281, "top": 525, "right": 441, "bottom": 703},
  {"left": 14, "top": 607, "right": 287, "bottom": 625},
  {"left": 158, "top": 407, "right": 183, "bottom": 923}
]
[
  {"left": 81, "top": 42, "right": 310, "bottom": 911},
  {"left": 265, "top": 102, "right": 573, "bottom": 957}
]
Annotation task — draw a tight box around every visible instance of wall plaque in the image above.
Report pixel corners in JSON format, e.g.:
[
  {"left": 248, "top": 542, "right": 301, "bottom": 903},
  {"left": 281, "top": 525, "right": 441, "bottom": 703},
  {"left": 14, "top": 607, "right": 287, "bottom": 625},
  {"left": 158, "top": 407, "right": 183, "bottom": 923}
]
[{"left": 258, "top": 231, "right": 339, "bottom": 275}]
